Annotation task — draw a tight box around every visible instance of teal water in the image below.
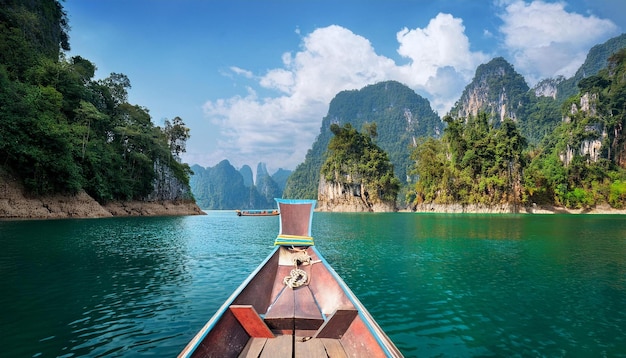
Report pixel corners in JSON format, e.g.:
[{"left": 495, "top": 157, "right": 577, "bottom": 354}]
[{"left": 1, "top": 212, "right": 625, "bottom": 357}]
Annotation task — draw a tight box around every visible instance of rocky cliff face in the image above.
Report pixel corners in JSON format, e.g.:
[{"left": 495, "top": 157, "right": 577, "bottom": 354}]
[
  {"left": 316, "top": 177, "right": 395, "bottom": 212},
  {"left": 451, "top": 57, "right": 529, "bottom": 122},
  {"left": 560, "top": 93, "right": 606, "bottom": 166},
  {"left": 146, "top": 159, "right": 195, "bottom": 201},
  {"left": 533, "top": 77, "right": 564, "bottom": 99},
  {"left": 0, "top": 170, "right": 203, "bottom": 219}
]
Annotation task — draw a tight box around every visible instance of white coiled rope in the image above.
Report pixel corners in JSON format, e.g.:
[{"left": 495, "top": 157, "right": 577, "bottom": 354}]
[
  {"left": 283, "top": 249, "right": 319, "bottom": 289},
  {"left": 283, "top": 268, "right": 308, "bottom": 288}
]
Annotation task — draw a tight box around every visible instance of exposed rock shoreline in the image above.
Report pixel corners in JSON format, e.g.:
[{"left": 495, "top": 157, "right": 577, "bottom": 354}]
[
  {"left": 316, "top": 178, "right": 396, "bottom": 212},
  {"left": 409, "top": 203, "right": 626, "bottom": 214},
  {"left": 0, "top": 173, "right": 204, "bottom": 220}
]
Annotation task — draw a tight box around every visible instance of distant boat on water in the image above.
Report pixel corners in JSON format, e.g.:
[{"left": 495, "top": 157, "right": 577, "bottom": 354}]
[{"left": 236, "top": 209, "right": 280, "bottom": 216}]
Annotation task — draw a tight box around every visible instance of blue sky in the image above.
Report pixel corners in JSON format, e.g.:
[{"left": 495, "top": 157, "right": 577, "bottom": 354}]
[{"left": 63, "top": 0, "right": 626, "bottom": 175}]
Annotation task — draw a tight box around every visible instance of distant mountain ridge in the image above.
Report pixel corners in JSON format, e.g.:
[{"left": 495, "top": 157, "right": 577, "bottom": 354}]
[
  {"left": 190, "top": 161, "right": 291, "bottom": 209},
  {"left": 556, "top": 33, "right": 626, "bottom": 101},
  {"left": 447, "top": 34, "right": 626, "bottom": 145}
]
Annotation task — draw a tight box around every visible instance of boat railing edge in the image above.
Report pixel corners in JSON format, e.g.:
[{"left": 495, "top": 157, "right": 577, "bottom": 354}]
[
  {"left": 310, "top": 246, "right": 404, "bottom": 358},
  {"left": 178, "top": 246, "right": 280, "bottom": 358}
]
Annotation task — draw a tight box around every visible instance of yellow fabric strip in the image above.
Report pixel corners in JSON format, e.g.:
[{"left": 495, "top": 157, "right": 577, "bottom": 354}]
[{"left": 274, "top": 235, "right": 314, "bottom": 246}]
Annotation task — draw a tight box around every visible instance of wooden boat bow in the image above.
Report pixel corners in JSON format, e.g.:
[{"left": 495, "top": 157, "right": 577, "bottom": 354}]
[{"left": 179, "top": 199, "right": 403, "bottom": 357}]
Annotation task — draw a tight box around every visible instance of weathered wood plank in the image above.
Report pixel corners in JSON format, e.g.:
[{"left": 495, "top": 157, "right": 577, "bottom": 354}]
[
  {"left": 307, "top": 257, "right": 354, "bottom": 316},
  {"left": 295, "top": 336, "right": 327, "bottom": 358},
  {"left": 320, "top": 338, "right": 348, "bottom": 358},
  {"left": 294, "top": 286, "right": 324, "bottom": 329},
  {"left": 259, "top": 335, "right": 292, "bottom": 358},
  {"left": 264, "top": 284, "right": 295, "bottom": 330},
  {"left": 340, "top": 316, "right": 388, "bottom": 357},
  {"left": 230, "top": 305, "right": 274, "bottom": 338},
  {"left": 315, "top": 309, "right": 358, "bottom": 339},
  {"left": 238, "top": 338, "right": 267, "bottom": 358},
  {"left": 191, "top": 309, "right": 250, "bottom": 358},
  {"left": 269, "top": 265, "right": 293, "bottom": 305}
]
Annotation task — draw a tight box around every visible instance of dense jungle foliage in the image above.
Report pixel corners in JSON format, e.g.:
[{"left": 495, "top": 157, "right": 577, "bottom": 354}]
[
  {"left": 0, "top": 0, "right": 192, "bottom": 202},
  {"left": 408, "top": 49, "right": 626, "bottom": 209},
  {"left": 408, "top": 114, "right": 526, "bottom": 206},
  {"left": 321, "top": 123, "right": 400, "bottom": 203}
]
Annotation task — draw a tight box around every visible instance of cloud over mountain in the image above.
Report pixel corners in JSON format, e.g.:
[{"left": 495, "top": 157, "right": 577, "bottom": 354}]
[
  {"left": 199, "top": 1, "right": 618, "bottom": 172},
  {"left": 498, "top": 0, "right": 619, "bottom": 84}
]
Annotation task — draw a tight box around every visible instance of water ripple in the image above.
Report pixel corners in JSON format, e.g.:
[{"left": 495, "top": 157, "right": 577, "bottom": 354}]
[{"left": 2, "top": 213, "right": 626, "bottom": 357}]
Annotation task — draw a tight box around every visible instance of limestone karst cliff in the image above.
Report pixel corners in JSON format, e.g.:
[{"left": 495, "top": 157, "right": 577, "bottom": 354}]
[
  {"left": 450, "top": 57, "right": 529, "bottom": 123},
  {"left": 283, "top": 81, "right": 442, "bottom": 200},
  {"left": 316, "top": 177, "right": 395, "bottom": 212}
]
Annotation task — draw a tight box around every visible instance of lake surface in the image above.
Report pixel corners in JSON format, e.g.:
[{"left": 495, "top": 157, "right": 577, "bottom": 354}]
[{"left": 1, "top": 212, "right": 626, "bottom": 357}]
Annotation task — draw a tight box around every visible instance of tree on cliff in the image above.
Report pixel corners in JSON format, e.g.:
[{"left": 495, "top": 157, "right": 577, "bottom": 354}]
[
  {"left": 0, "top": 0, "right": 194, "bottom": 202},
  {"left": 408, "top": 112, "right": 527, "bottom": 206},
  {"left": 523, "top": 48, "right": 626, "bottom": 209},
  {"left": 321, "top": 123, "right": 400, "bottom": 203}
]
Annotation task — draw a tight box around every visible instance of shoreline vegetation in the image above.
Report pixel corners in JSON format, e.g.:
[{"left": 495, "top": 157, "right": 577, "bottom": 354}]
[{"left": 407, "top": 203, "right": 626, "bottom": 214}]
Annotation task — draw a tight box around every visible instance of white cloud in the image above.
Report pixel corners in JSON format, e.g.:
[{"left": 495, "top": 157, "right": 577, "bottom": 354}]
[
  {"left": 499, "top": 0, "right": 618, "bottom": 84},
  {"left": 203, "top": 25, "right": 400, "bottom": 171},
  {"left": 396, "top": 13, "right": 488, "bottom": 85},
  {"left": 201, "top": 17, "right": 490, "bottom": 171},
  {"left": 395, "top": 13, "right": 489, "bottom": 114},
  {"left": 229, "top": 66, "right": 254, "bottom": 78}
]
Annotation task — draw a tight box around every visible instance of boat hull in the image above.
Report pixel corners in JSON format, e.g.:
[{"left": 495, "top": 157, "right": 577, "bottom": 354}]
[{"left": 179, "top": 245, "right": 402, "bottom": 357}]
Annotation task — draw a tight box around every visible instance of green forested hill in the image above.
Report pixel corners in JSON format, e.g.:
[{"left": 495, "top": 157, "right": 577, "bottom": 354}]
[
  {"left": 0, "top": 0, "right": 193, "bottom": 202},
  {"left": 447, "top": 35, "right": 626, "bottom": 148},
  {"left": 283, "top": 80, "right": 442, "bottom": 199},
  {"left": 556, "top": 33, "right": 626, "bottom": 102}
]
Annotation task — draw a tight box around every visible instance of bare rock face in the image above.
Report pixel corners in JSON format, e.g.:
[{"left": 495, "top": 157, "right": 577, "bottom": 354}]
[
  {"left": 451, "top": 57, "right": 528, "bottom": 123},
  {"left": 533, "top": 77, "right": 565, "bottom": 99},
  {"left": 145, "top": 159, "right": 194, "bottom": 201},
  {"left": 316, "top": 177, "right": 395, "bottom": 212},
  {"left": 103, "top": 200, "right": 204, "bottom": 216},
  {"left": 560, "top": 93, "right": 606, "bottom": 167},
  {"left": 0, "top": 171, "right": 204, "bottom": 219},
  {"left": 0, "top": 174, "right": 112, "bottom": 219}
]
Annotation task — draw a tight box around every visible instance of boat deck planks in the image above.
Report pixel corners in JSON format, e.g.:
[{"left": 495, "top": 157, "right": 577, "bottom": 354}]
[
  {"left": 259, "top": 335, "right": 291, "bottom": 357},
  {"left": 319, "top": 338, "right": 348, "bottom": 358},
  {"left": 294, "top": 336, "right": 327, "bottom": 358},
  {"left": 239, "top": 338, "right": 267, "bottom": 358},
  {"left": 238, "top": 336, "right": 349, "bottom": 358}
]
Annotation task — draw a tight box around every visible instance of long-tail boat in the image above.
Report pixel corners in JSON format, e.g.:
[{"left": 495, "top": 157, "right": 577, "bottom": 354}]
[
  {"left": 236, "top": 209, "right": 280, "bottom": 217},
  {"left": 179, "top": 199, "right": 403, "bottom": 357}
]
